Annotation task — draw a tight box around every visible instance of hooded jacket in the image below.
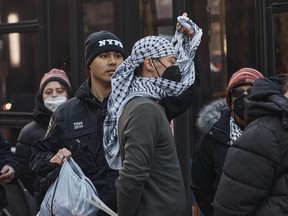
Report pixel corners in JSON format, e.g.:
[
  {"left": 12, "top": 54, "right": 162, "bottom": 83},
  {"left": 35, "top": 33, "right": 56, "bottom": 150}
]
[
  {"left": 214, "top": 76, "right": 288, "bottom": 216},
  {"left": 15, "top": 86, "right": 73, "bottom": 209},
  {"left": 15, "top": 92, "right": 52, "bottom": 196},
  {"left": 191, "top": 98, "right": 231, "bottom": 216}
]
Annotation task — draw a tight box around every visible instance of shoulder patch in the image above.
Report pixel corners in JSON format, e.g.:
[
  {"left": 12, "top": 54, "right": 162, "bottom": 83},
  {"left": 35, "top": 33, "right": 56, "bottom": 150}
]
[{"left": 68, "top": 118, "right": 90, "bottom": 131}]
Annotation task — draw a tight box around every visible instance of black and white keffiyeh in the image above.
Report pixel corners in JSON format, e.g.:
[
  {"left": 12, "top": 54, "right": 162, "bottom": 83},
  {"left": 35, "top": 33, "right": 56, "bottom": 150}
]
[
  {"left": 229, "top": 116, "right": 243, "bottom": 145},
  {"left": 104, "top": 16, "right": 203, "bottom": 170}
]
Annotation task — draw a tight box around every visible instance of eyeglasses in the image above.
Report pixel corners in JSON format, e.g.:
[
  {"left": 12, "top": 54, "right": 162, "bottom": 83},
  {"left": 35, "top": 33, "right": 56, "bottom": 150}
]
[{"left": 231, "top": 87, "right": 252, "bottom": 98}]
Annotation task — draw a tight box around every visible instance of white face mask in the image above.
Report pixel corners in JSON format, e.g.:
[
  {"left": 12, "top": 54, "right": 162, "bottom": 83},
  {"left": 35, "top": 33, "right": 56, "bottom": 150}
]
[{"left": 44, "top": 96, "right": 67, "bottom": 112}]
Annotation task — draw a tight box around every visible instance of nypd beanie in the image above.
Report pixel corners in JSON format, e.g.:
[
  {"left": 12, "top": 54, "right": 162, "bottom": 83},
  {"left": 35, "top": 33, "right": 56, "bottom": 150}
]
[{"left": 85, "top": 31, "right": 125, "bottom": 68}]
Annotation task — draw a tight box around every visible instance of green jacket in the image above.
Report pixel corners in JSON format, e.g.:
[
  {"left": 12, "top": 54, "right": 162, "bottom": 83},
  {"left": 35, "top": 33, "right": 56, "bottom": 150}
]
[{"left": 116, "top": 97, "right": 186, "bottom": 216}]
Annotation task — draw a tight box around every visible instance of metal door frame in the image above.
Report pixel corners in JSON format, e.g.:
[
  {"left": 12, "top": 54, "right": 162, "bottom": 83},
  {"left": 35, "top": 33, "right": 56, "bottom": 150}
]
[{"left": 256, "top": 0, "right": 288, "bottom": 76}]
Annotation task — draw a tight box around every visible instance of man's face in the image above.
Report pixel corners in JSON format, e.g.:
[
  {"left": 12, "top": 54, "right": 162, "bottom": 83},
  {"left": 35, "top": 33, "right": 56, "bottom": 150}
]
[
  {"left": 152, "top": 55, "right": 177, "bottom": 77},
  {"left": 230, "top": 84, "right": 252, "bottom": 110},
  {"left": 89, "top": 51, "right": 123, "bottom": 86}
]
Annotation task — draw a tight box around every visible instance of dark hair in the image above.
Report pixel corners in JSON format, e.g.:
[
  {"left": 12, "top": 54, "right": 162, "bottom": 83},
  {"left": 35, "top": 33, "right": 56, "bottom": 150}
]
[
  {"left": 60, "top": 83, "right": 70, "bottom": 98},
  {"left": 134, "top": 63, "right": 144, "bottom": 76},
  {"left": 41, "top": 81, "right": 71, "bottom": 99}
]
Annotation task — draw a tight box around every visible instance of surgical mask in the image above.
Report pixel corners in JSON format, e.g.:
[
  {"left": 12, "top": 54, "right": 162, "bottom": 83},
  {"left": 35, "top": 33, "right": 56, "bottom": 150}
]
[
  {"left": 44, "top": 96, "right": 67, "bottom": 112},
  {"left": 153, "top": 59, "right": 182, "bottom": 82},
  {"left": 233, "top": 95, "right": 246, "bottom": 121}
]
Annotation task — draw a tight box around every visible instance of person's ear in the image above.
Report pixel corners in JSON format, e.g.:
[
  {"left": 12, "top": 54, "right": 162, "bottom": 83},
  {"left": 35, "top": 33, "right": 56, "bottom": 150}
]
[
  {"left": 143, "top": 58, "right": 155, "bottom": 72},
  {"left": 284, "top": 91, "right": 288, "bottom": 99}
]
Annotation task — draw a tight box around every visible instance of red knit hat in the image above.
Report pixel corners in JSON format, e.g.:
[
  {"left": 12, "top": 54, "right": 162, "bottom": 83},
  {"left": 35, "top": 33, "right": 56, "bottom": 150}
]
[
  {"left": 40, "top": 68, "right": 71, "bottom": 92},
  {"left": 226, "top": 67, "right": 264, "bottom": 107}
]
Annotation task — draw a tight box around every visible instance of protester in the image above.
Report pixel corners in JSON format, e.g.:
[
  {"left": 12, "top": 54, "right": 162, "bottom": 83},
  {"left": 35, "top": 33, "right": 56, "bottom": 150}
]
[
  {"left": 213, "top": 74, "right": 288, "bottom": 215},
  {"left": 15, "top": 68, "right": 72, "bottom": 211},
  {"left": 102, "top": 13, "right": 202, "bottom": 216},
  {"left": 0, "top": 132, "right": 20, "bottom": 215},
  {"left": 191, "top": 68, "right": 264, "bottom": 216}
]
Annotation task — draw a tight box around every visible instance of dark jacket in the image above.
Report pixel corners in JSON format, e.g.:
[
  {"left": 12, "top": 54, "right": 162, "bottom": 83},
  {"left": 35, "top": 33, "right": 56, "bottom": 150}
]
[
  {"left": 214, "top": 76, "right": 288, "bottom": 216},
  {"left": 117, "top": 97, "right": 186, "bottom": 216},
  {"left": 159, "top": 54, "right": 201, "bottom": 121},
  {"left": 0, "top": 133, "right": 20, "bottom": 208},
  {"left": 30, "top": 75, "right": 199, "bottom": 215},
  {"left": 15, "top": 92, "right": 52, "bottom": 198},
  {"left": 16, "top": 87, "right": 73, "bottom": 210},
  {"left": 30, "top": 79, "right": 118, "bottom": 215},
  {"left": 191, "top": 98, "right": 231, "bottom": 216}
]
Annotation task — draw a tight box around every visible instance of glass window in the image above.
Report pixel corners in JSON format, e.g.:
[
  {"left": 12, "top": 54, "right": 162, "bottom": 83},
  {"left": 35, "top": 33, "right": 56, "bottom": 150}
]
[
  {"left": 83, "top": 0, "right": 114, "bottom": 40},
  {"left": 0, "top": 0, "right": 38, "bottom": 23},
  {"left": 139, "top": 0, "right": 173, "bottom": 38},
  {"left": 155, "top": 0, "right": 172, "bottom": 19},
  {"left": 208, "top": 0, "right": 227, "bottom": 97},
  {"left": 273, "top": 12, "right": 288, "bottom": 74},
  {"left": 0, "top": 32, "right": 38, "bottom": 147},
  {"left": 0, "top": 0, "right": 40, "bottom": 147},
  {"left": 0, "top": 32, "right": 40, "bottom": 112}
]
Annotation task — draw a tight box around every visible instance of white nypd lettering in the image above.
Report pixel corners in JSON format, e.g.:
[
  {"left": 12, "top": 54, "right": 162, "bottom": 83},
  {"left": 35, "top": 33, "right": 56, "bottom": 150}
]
[
  {"left": 98, "top": 39, "right": 123, "bottom": 48},
  {"left": 74, "top": 121, "right": 83, "bottom": 130}
]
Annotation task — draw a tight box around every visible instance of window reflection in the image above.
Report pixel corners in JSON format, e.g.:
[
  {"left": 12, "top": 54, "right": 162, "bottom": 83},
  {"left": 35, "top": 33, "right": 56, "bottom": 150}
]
[
  {"left": 83, "top": 0, "right": 114, "bottom": 39},
  {"left": 140, "top": 0, "right": 173, "bottom": 38},
  {"left": 0, "top": 33, "right": 39, "bottom": 112},
  {"left": 0, "top": 0, "right": 38, "bottom": 22},
  {"left": 273, "top": 12, "right": 288, "bottom": 74},
  {"left": 8, "top": 13, "right": 20, "bottom": 67},
  {"left": 208, "top": 0, "right": 227, "bottom": 97},
  {"left": 155, "top": 0, "right": 172, "bottom": 19}
]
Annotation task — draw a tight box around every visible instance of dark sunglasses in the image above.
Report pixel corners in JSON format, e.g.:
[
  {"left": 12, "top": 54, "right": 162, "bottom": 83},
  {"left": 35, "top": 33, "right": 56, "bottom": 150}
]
[{"left": 231, "top": 87, "right": 252, "bottom": 98}]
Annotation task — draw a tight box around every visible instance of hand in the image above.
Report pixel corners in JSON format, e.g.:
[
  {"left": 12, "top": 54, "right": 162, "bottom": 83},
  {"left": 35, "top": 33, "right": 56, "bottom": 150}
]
[
  {"left": 50, "top": 148, "right": 72, "bottom": 165},
  {"left": 176, "top": 12, "right": 195, "bottom": 38},
  {"left": 0, "top": 165, "right": 15, "bottom": 184}
]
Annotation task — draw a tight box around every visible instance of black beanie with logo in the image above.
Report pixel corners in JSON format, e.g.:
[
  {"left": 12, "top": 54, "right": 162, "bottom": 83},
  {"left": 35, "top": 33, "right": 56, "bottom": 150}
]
[{"left": 85, "top": 31, "right": 125, "bottom": 68}]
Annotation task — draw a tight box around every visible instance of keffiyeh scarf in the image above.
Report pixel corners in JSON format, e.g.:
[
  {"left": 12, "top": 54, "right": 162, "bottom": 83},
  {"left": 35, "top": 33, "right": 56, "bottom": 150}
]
[
  {"left": 104, "top": 16, "right": 203, "bottom": 170},
  {"left": 229, "top": 116, "right": 243, "bottom": 145}
]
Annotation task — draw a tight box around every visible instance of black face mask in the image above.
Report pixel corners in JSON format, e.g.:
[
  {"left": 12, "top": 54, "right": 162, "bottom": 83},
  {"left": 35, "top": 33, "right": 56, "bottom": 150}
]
[
  {"left": 153, "top": 59, "right": 182, "bottom": 82},
  {"left": 162, "top": 65, "right": 182, "bottom": 82},
  {"left": 233, "top": 95, "right": 246, "bottom": 121}
]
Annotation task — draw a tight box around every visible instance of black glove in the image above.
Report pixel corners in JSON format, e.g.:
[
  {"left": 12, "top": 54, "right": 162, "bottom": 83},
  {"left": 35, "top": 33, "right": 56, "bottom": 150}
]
[{"left": 39, "top": 166, "right": 61, "bottom": 191}]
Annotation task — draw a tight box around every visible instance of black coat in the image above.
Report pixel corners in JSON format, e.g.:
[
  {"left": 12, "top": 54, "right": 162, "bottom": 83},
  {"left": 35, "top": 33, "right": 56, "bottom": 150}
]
[
  {"left": 16, "top": 88, "right": 73, "bottom": 211},
  {"left": 15, "top": 91, "right": 52, "bottom": 198},
  {"left": 191, "top": 98, "right": 231, "bottom": 216},
  {"left": 0, "top": 133, "right": 20, "bottom": 208},
  {"left": 214, "top": 76, "right": 288, "bottom": 216},
  {"left": 30, "top": 79, "right": 118, "bottom": 215},
  {"left": 30, "top": 74, "right": 199, "bottom": 216}
]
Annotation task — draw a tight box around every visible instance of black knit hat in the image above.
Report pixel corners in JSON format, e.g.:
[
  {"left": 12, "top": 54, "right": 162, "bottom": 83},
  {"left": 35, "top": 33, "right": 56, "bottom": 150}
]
[{"left": 85, "top": 31, "right": 125, "bottom": 68}]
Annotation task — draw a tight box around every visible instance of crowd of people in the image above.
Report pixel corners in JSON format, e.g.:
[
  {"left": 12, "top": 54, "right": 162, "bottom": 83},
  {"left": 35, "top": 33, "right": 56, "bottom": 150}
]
[
  {"left": 0, "top": 11, "right": 288, "bottom": 216},
  {"left": 191, "top": 68, "right": 264, "bottom": 215}
]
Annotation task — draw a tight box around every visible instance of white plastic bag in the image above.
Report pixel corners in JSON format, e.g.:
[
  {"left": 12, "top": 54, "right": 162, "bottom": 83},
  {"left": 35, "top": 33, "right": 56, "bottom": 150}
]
[
  {"left": 37, "top": 157, "right": 99, "bottom": 216},
  {"left": 85, "top": 197, "right": 118, "bottom": 216}
]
